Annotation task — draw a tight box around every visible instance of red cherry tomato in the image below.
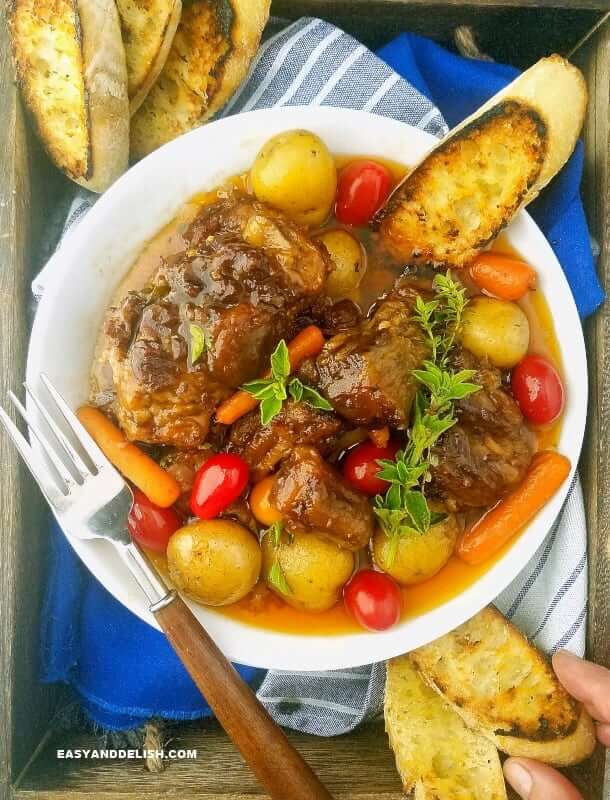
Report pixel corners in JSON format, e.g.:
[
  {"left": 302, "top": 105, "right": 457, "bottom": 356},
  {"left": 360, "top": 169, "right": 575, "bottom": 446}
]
[
  {"left": 344, "top": 569, "right": 401, "bottom": 631},
  {"left": 511, "top": 355, "right": 565, "bottom": 425},
  {"left": 343, "top": 440, "right": 400, "bottom": 496},
  {"left": 335, "top": 160, "right": 393, "bottom": 226},
  {"left": 128, "top": 489, "right": 181, "bottom": 552},
  {"left": 190, "top": 453, "right": 250, "bottom": 519}
]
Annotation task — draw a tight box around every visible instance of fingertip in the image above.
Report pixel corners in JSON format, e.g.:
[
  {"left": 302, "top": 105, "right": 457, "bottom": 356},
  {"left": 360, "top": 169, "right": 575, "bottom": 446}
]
[
  {"left": 596, "top": 722, "right": 610, "bottom": 747},
  {"left": 552, "top": 649, "right": 583, "bottom": 674},
  {"left": 503, "top": 757, "right": 584, "bottom": 800},
  {"left": 504, "top": 759, "right": 533, "bottom": 798}
]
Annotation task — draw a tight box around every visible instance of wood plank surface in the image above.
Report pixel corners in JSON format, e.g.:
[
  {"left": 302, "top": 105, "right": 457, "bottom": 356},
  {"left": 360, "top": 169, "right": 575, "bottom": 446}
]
[
  {"left": 575, "top": 19, "right": 610, "bottom": 800},
  {"left": 275, "top": 2, "right": 602, "bottom": 66},
  {"left": 0, "top": 13, "right": 66, "bottom": 800},
  {"left": 15, "top": 720, "right": 404, "bottom": 798}
]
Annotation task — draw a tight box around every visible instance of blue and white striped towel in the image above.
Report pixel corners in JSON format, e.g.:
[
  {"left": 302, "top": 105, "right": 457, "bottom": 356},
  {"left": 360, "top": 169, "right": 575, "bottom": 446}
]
[{"left": 34, "top": 17, "right": 588, "bottom": 737}]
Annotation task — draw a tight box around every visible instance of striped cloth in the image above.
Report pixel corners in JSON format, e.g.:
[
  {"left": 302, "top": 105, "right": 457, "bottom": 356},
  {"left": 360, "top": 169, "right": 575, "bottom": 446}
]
[{"left": 34, "top": 16, "right": 588, "bottom": 738}]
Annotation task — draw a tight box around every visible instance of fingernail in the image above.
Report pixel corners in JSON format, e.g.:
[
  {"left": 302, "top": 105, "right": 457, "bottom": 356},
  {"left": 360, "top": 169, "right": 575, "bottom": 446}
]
[{"left": 504, "top": 761, "right": 534, "bottom": 799}]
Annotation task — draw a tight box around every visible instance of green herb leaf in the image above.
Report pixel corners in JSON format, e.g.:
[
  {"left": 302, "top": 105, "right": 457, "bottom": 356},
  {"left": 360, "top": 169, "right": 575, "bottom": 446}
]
[
  {"left": 260, "top": 395, "right": 284, "bottom": 426},
  {"left": 263, "top": 521, "right": 292, "bottom": 595},
  {"left": 403, "top": 490, "right": 431, "bottom": 534},
  {"left": 375, "top": 270, "right": 481, "bottom": 551},
  {"left": 265, "top": 520, "right": 284, "bottom": 550},
  {"left": 288, "top": 378, "right": 304, "bottom": 402},
  {"left": 188, "top": 324, "right": 207, "bottom": 365},
  {"left": 299, "top": 383, "right": 333, "bottom": 411},
  {"left": 270, "top": 340, "right": 290, "bottom": 382},
  {"left": 268, "top": 560, "right": 292, "bottom": 595},
  {"left": 242, "top": 378, "right": 276, "bottom": 399},
  {"left": 241, "top": 342, "right": 331, "bottom": 426},
  {"left": 430, "top": 510, "right": 448, "bottom": 527}
]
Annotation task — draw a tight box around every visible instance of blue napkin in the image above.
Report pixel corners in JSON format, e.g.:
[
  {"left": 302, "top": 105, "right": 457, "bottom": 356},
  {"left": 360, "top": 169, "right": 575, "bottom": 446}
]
[{"left": 40, "top": 27, "right": 604, "bottom": 733}]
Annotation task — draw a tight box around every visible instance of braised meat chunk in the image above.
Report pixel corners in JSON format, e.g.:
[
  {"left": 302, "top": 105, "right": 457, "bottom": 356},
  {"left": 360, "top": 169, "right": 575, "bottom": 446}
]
[
  {"left": 299, "top": 285, "right": 429, "bottom": 429},
  {"left": 270, "top": 446, "right": 375, "bottom": 550},
  {"left": 97, "top": 191, "right": 328, "bottom": 447},
  {"left": 429, "top": 351, "right": 535, "bottom": 510},
  {"left": 229, "top": 400, "right": 345, "bottom": 482}
]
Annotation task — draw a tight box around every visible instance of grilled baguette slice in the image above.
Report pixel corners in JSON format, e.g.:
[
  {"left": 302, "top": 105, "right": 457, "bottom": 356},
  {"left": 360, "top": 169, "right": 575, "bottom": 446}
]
[
  {"left": 410, "top": 606, "right": 597, "bottom": 767},
  {"left": 116, "top": 0, "right": 182, "bottom": 114},
  {"left": 130, "top": 0, "right": 270, "bottom": 160},
  {"left": 8, "top": 0, "right": 129, "bottom": 192},
  {"left": 377, "top": 56, "right": 587, "bottom": 269},
  {"left": 385, "top": 656, "right": 507, "bottom": 800}
]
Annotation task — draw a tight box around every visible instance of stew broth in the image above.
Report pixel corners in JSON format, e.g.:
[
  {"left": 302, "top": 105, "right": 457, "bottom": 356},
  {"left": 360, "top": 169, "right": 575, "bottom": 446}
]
[{"left": 100, "top": 154, "right": 564, "bottom": 636}]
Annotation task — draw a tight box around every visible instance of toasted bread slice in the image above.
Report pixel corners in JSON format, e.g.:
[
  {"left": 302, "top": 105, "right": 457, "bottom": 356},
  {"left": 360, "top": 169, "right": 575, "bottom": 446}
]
[
  {"left": 116, "top": 0, "right": 182, "bottom": 114},
  {"left": 8, "top": 0, "right": 129, "bottom": 192},
  {"left": 377, "top": 56, "right": 587, "bottom": 268},
  {"left": 386, "top": 656, "right": 507, "bottom": 799},
  {"left": 130, "top": 0, "right": 269, "bottom": 160},
  {"left": 410, "top": 606, "right": 596, "bottom": 767}
]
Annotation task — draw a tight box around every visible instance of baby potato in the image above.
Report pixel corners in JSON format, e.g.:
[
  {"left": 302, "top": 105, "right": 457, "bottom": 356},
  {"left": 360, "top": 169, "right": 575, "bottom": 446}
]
[
  {"left": 319, "top": 229, "right": 366, "bottom": 298},
  {"left": 167, "top": 520, "right": 261, "bottom": 606},
  {"left": 372, "top": 515, "right": 459, "bottom": 585},
  {"left": 459, "top": 297, "right": 530, "bottom": 368},
  {"left": 250, "top": 130, "right": 337, "bottom": 226},
  {"left": 262, "top": 529, "right": 354, "bottom": 612}
]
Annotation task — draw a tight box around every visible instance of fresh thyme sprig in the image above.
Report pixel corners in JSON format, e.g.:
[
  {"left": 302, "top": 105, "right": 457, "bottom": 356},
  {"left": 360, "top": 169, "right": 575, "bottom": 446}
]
[
  {"left": 263, "top": 520, "right": 292, "bottom": 595},
  {"left": 242, "top": 340, "right": 332, "bottom": 425},
  {"left": 413, "top": 272, "right": 470, "bottom": 368},
  {"left": 374, "top": 272, "right": 480, "bottom": 561}
]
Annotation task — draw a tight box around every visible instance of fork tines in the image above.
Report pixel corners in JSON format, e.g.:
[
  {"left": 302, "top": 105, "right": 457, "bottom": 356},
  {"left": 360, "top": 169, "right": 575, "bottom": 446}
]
[{"left": 0, "top": 374, "right": 109, "bottom": 503}]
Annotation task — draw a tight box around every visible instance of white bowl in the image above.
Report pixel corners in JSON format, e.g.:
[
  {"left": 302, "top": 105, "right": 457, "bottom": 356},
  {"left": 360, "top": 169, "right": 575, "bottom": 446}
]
[{"left": 27, "top": 107, "right": 587, "bottom": 671}]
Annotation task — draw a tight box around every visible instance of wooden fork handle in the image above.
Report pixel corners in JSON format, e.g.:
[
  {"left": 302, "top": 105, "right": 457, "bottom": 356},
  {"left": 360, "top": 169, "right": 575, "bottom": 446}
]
[{"left": 154, "top": 594, "right": 335, "bottom": 800}]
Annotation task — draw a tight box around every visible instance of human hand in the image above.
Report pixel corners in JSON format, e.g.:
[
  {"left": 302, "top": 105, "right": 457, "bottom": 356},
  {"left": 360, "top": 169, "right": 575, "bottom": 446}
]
[{"left": 504, "top": 650, "right": 610, "bottom": 799}]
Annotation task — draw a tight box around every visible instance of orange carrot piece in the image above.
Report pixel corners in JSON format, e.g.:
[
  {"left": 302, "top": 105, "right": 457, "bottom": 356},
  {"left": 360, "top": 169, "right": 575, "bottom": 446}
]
[
  {"left": 216, "top": 325, "right": 326, "bottom": 425},
  {"left": 457, "top": 451, "right": 571, "bottom": 566},
  {"left": 77, "top": 406, "right": 181, "bottom": 508},
  {"left": 469, "top": 252, "right": 537, "bottom": 301}
]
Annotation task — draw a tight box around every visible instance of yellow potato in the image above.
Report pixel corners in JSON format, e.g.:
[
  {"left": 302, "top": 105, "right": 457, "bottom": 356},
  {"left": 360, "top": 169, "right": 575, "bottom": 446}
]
[
  {"left": 250, "top": 130, "right": 337, "bottom": 226},
  {"left": 459, "top": 297, "right": 530, "bottom": 368},
  {"left": 167, "top": 520, "right": 261, "bottom": 606},
  {"left": 372, "top": 515, "right": 459, "bottom": 585},
  {"left": 262, "top": 529, "right": 354, "bottom": 612},
  {"left": 319, "top": 229, "right": 366, "bottom": 298}
]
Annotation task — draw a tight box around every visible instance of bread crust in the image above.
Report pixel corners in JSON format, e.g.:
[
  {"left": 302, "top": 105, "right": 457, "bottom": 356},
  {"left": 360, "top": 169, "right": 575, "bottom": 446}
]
[
  {"left": 130, "top": 0, "right": 270, "bottom": 161},
  {"left": 8, "top": 0, "right": 129, "bottom": 193},
  {"left": 75, "top": 0, "right": 130, "bottom": 191},
  {"left": 411, "top": 606, "right": 597, "bottom": 767},
  {"left": 116, "top": 0, "right": 182, "bottom": 114},
  {"left": 385, "top": 655, "right": 507, "bottom": 799},
  {"left": 376, "top": 55, "right": 587, "bottom": 269}
]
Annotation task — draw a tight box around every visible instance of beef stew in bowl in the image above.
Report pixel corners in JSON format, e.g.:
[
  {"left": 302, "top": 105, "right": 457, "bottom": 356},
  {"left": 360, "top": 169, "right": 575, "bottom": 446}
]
[
  {"left": 85, "top": 129, "right": 569, "bottom": 635},
  {"left": 27, "top": 107, "right": 585, "bottom": 669}
]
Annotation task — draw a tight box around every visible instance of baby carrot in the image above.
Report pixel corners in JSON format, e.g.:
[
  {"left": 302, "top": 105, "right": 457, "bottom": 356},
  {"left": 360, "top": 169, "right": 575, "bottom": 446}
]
[
  {"left": 457, "top": 451, "right": 571, "bottom": 566},
  {"left": 77, "top": 406, "right": 181, "bottom": 508},
  {"left": 216, "top": 325, "right": 326, "bottom": 425},
  {"left": 469, "top": 252, "right": 537, "bottom": 301}
]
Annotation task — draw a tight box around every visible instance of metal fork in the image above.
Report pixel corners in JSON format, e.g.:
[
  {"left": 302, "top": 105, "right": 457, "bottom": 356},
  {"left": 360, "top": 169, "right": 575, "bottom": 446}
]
[{"left": 1, "top": 374, "right": 333, "bottom": 800}]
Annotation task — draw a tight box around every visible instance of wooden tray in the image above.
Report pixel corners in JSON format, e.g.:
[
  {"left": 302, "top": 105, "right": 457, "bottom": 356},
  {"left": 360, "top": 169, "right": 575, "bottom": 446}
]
[{"left": 1, "top": 2, "right": 608, "bottom": 798}]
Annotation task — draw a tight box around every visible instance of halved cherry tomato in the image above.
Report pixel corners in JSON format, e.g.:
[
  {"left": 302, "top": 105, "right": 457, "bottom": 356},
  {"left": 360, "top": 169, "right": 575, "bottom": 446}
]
[
  {"left": 190, "top": 453, "right": 250, "bottom": 519},
  {"left": 344, "top": 569, "right": 401, "bottom": 631},
  {"left": 128, "top": 489, "right": 181, "bottom": 553},
  {"left": 250, "top": 476, "right": 282, "bottom": 527},
  {"left": 511, "top": 355, "right": 565, "bottom": 425},
  {"left": 335, "top": 160, "right": 393, "bottom": 226},
  {"left": 343, "top": 440, "right": 400, "bottom": 496}
]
